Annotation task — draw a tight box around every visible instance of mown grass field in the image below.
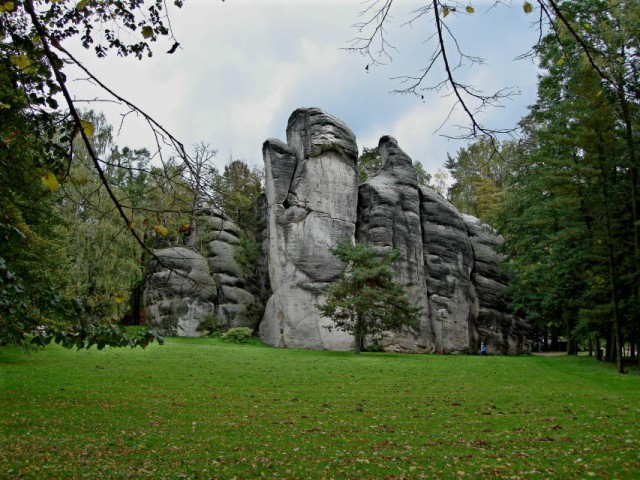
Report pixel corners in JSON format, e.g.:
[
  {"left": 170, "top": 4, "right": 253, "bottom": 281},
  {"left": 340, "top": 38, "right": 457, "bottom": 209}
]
[{"left": 1, "top": 338, "right": 639, "bottom": 479}]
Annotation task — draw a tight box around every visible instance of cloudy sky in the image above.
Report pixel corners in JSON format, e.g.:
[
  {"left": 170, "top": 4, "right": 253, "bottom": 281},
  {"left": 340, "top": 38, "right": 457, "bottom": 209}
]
[{"left": 66, "top": 0, "right": 543, "bottom": 176}]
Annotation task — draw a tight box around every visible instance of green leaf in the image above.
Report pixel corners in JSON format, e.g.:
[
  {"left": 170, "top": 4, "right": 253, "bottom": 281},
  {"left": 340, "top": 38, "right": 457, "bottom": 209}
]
[
  {"left": 0, "top": 2, "right": 15, "bottom": 12},
  {"left": 466, "top": 5, "right": 474, "bottom": 14},
  {"left": 11, "top": 55, "right": 31, "bottom": 71},
  {"left": 80, "top": 119, "right": 94, "bottom": 137},
  {"left": 41, "top": 172, "right": 59, "bottom": 191},
  {"left": 523, "top": 2, "right": 533, "bottom": 14},
  {"left": 142, "top": 26, "right": 154, "bottom": 39},
  {"left": 76, "top": 0, "right": 89, "bottom": 10}
]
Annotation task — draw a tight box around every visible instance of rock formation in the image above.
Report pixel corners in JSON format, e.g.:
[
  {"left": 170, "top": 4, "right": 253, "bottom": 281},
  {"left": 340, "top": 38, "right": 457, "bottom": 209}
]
[
  {"left": 356, "top": 136, "right": 432, "bottom": 352},
  {"left": 144, "top": 208, "right": 257, "bottom": 336},
  {"left": 259, "top": 108, "right": 359, "bottom": 350},
  {"left": 258, "top": 108, "right": 532, "bottom": 354},
  {"left": 144, "top": 107, "right": 531, "bottom": 353},
  {"left": 145, "top": 247, "right": 217, "bottom": 336}
]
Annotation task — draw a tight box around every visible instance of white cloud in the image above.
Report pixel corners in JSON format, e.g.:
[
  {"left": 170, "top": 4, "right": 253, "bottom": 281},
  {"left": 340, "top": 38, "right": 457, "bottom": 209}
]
[{"left": 62, "top": 0, "right": 542, "bottom": 173}]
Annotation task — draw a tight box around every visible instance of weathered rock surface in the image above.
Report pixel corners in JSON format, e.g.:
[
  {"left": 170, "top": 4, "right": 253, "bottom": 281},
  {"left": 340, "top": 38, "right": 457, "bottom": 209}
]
[
  {"left": 145, "top": 107, "right": 531, "bottom": 352},
  {"left": 420, "top": 188, "right": 475, "bottom": 353},
  {"left": 144, "top": 247, "right": 217, "bottom": 336},
  {"left": 356, "top": 136, "right": 432, "bottom": 352},
  {"left": 259, "top": 108, "right": 532, "bottom": 354},
  {"left": 462, "top": 215, "right": 533, "bottom": 354},
  {"left": 144, "top": 208, "right": 257, "bottom": 336},
  {"left": 259, "top": 108, "right": 358, "bottom": 350}
]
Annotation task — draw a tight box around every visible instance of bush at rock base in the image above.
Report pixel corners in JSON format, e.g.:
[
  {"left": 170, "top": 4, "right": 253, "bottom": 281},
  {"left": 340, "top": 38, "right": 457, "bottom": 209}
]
[{"left": 221, "top": 327, "right": 253, "bottom": 344}]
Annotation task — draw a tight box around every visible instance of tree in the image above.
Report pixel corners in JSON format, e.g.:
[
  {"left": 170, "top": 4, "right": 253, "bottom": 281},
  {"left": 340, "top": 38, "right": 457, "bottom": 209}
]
[
  {"left": 0, "top": 1, "right": 194, "bottom": 349},
  {"left": 445, "top": 138, "right": 520, "bottom": 222},
  {"left": 495, "top": 1, "right": 639, "bottom": 371},
  {"left": 212, "top": 159, "right": 264, "bottom": 235},
  {"left": 317, "top": 242, "right": 421, "bottom": 354}
]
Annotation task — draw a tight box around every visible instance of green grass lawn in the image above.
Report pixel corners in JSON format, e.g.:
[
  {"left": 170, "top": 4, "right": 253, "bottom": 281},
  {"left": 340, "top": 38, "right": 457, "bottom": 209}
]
[{"left": 1, "top": 338, "right": 639, "bottom": 479}]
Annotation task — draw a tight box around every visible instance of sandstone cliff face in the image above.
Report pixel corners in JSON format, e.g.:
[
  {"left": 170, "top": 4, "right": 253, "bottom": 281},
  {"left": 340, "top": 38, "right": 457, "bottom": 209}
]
[
  {"left": 259, "top": 108, "right": 532, "bottom": 354},
  {"left": 145, "top": 247, "right": 217, "bottom": 336},
  {"left": 420, "top": 188, "right": 475, "bottom": 353},
  {"left": 144, "top": 208, "right": 256, "bottom": 336},
  {"left": 259, "top": 108, "right": 358, "bottom": 350},
  {"left": 356, "top": 136, "right": 432, "bottom": 352}
]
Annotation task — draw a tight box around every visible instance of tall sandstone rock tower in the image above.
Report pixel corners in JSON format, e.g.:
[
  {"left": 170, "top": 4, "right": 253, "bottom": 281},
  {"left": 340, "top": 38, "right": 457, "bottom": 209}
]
[{"left": 259, "top": 108, "right": 359, "bottom": 350}]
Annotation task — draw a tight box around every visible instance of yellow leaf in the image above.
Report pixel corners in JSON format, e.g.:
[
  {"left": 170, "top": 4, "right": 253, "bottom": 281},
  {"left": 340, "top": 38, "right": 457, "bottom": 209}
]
[
  {"left": 142, "top": 26, "right": 154, "bottom": 39},
  {"left": 113, "top": 294, "right": 125, "bottom": 304},
  {"left": 0, "top": 2, "right": 15, "bottom": 12},
  {"left": 0, "top": 102, "right": 10, "bottom": 109},
  {"left": 442, "top": 6, "right": 450, "bottom": 17},
  {"left": 41, "top": 172, "right": 59, "bottom": 191},
  {"left": 584, "top": 23, "right": 592, "bottom": 30},
  {"left": 523, "top": 2, "right": 533, "bottom": 14},
  {"left": 80, "top": 119, "right": 94, "bottom": 137},
  {"left": 11, "top": 55, "right": 31, "bottom": 71},
  {"left": 466, "top": 5, "right": 474, "bottom": 14},
  {"left": 153, "top": 225, "right": 168, "bottom": 236},
  {"left": 76, "top": 0, "right": 89, "bottom": 9}
]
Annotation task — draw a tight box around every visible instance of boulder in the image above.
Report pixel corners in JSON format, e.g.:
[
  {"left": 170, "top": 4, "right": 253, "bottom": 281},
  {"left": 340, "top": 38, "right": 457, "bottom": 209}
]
[{"left": 144, "top": 247, "right": 217, "bottom": 336}]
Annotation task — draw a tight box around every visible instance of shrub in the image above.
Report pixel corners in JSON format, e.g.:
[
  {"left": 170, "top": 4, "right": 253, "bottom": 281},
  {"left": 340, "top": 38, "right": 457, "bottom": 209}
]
[
  {"left": 221, "top": 327, "right": 253, "bottom": 344},
  {"left": 197, "top": 313, "right": 222, "bottom": 338}
]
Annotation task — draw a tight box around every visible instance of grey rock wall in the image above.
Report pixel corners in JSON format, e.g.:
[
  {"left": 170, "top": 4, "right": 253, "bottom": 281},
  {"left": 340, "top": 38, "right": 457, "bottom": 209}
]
[
  {"left": 259, "top": 108, "right": 358, "bottom": 350},
  {"left": 144, "top": 107, "right": 531, "bottom": 353},
  {"left": 356, "top": 136, "right": 433, "bottom": 352},
  {"left": 420, "top": 188, "right": 475, "bottom": 353},
  {"left": 144, "top": 247, "right": 217, "bottom": 336},
  {"left": 144, "top": 208, "right": 257, "bottom": 336}
]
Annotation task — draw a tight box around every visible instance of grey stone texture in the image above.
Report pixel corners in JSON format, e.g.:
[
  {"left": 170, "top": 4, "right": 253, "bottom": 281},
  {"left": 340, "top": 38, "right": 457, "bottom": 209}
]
[
  {"left": 259, "top": 108, "right": 531, "bottom": 354},
  {"left": 356, "top": 136, "right": 432, "bottom": 352},
  {"left": 259, "top": 108, "right": 358, "bottom": 350},
  {"left": 144, "top": 208, "right": 257, "bottom": 336}
]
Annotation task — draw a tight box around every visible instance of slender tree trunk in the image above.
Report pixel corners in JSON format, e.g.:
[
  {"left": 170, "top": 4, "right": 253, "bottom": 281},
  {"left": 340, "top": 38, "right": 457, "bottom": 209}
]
[
  {"left": 597, "top": 155, "right": 625, "bottom": 373},
  {"left": 354, "top": 315, "right": 363, "bottom": 354}
]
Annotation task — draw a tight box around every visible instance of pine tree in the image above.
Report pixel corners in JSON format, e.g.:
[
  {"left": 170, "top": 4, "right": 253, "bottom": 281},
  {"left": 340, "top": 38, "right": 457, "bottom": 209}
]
[{"left": 317, "top": 242, "right": 421, "bottom": 353}]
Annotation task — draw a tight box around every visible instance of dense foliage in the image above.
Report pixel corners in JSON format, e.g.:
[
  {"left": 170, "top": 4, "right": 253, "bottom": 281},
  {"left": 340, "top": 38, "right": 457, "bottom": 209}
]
[
  {"left": 0, "top": 0, "right": 186, "bottom": 349},
  {"left": 442, "top": 0, "right": 639, "bottom": 371}
]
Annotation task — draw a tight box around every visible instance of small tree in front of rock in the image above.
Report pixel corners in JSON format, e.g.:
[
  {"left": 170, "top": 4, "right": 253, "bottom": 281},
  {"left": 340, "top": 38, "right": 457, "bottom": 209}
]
[{"left": 317, "top": 242, "right": 421, "bottom": 354}]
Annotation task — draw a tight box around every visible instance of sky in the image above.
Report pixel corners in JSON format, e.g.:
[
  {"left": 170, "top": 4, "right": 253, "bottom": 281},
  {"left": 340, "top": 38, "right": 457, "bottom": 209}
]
[{"left": 65, "top": 0, "right": 544, "bottom": 177}]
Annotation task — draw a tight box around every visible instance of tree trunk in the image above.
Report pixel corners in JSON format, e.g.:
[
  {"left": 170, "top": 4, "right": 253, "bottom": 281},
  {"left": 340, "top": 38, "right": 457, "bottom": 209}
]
[{"left": 354, "top": 315, "right": 363, "bottom": 354}]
